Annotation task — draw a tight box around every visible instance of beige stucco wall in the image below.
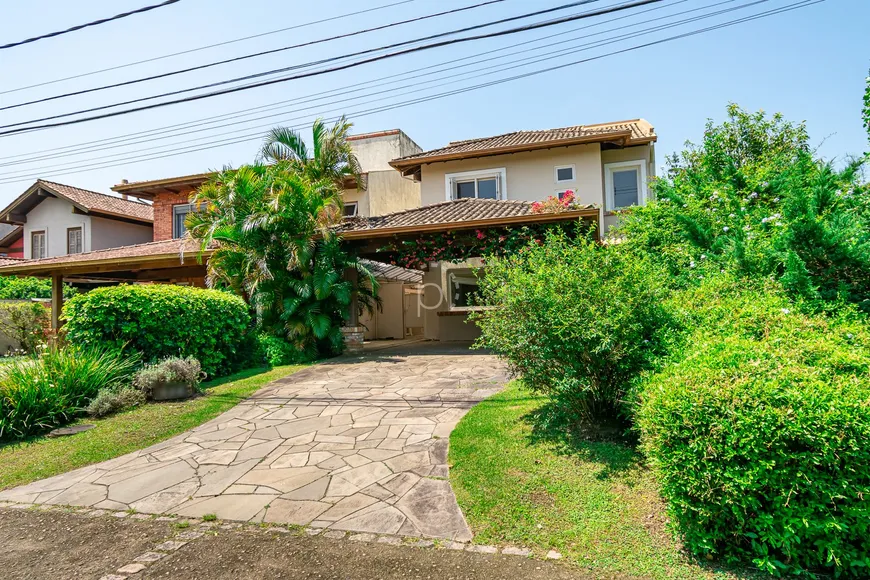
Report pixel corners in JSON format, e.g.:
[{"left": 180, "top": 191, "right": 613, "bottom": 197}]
[
  {"left": 342, "top": 170, "right": 420, "bottom": 217},
  {"left": 361, "top": 282, "right": 421, "bottom": 340},
  {"left": 421, "top": 260, "right": 483, "bottom": 342},
  {"left": 351, "top": 131, "right": 423, "bottom": 172},
  {"left": 419, "top": 143, "right": 604, "bottom": 207}
]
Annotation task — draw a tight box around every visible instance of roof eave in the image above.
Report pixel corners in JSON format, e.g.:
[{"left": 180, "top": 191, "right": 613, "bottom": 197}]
[
  {"left": 0, "top": 248, "right": 214, "bottom": 277},
  {"left": 388, "top": 131, "right": 656, "bottom": 171}
]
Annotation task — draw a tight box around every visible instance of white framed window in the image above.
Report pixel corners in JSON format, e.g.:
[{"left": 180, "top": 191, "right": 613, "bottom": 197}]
[
  {"left": 448, "top": 269, "right": 480, "bottom": 309},
  {"left": 604, "top": 160, "right": 648, "bottom": 211},
  {"left": 67, "top": 227, "right": 83, "bottom": 254},
  {"left": 444, "top": 168, "right": 506, "bottom": 201},
  {"left": 31, "top": 230, "right": 46, "bottom": 259},
  {"left": 554, "top": 164, "right": 575, "bottom": 183},
  {"left": 343, "top": 202, "right": 358, "bottom": 217}
]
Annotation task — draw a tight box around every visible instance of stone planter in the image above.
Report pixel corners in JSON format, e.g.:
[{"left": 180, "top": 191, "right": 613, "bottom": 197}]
[{"left": 151, "top": 380, "right": 194, "bottom": 401}]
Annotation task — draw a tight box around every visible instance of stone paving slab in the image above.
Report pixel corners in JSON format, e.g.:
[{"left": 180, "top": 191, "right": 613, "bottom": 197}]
[{"left": 0, "top": 344, "right": 508, "bottom": 542}]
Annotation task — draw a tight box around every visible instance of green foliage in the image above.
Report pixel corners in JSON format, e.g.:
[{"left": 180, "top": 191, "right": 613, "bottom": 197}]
[
  {"left": 255, "top": 334, "right": 312, "bottom": 366},
  {"left": 62, "top": 284, "right": 250, "bottom": 377},
  {"left": 0, "top": 301, "right": 47, "bottom": 354},
  {"left": 259, "top": 116, "right": 363, "bottom": 189},
  {"left": 473, "top": 231, "right": 672, "bottom": 421},
  {"left": 863, "top": 70, "right": 870, "bottom": 147},
  {"left": 0, "top": 276, "right": 76, "bottom": 300},
  {"left": 188, "top": 161, "right": 377, "bottom": 358},
  {"left": 617, "top": 104, "right": 870, "bottom": 310},
  {"left": 0, "top": 345, "right": 141, "bottom": 441},
  {"left": 87, "top": 387, "right": 146, "bottom": 418},
  {"left": 132, "top": 356, "right": 203, "bottom": 398},
  {"left": 636, "top": 278, "right": 870, "bottom": 577},
  {"left": 378, "top": 222, "right": 583, "bottom": 271}
]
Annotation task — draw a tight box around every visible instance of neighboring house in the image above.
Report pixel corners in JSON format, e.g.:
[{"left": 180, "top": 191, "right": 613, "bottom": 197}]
[
  {"left": 0, "top": 119, "right": 656, "bottom": 345},
  {"left": 0, "top": 224, "right": 23, "bottom": 258},
  {"left": 0, "top": 180, "right": 153, "bottom": 259}
]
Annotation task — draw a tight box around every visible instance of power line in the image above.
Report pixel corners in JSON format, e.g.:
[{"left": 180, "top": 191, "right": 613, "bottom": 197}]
[
  {"left": 0, "top": 0, "right": 660, "bottom": 135},
  {"left": 0, "top": 0, "right": 182, "bottom": 50},
  {"left": 0, "top": 0, "right": 758, "bottom": 176},
  {"left": 2, "top": 0, "right": 508, "bottom": 112},
  {"left": 0, "top": 0, "right": 419, "bottom": 95},
  {"left": 1, "top": 0, "right": 601, "bottom": 121},
  {"left": 0, "top": 0, "right": 822, "bottom": 185},
  {"left": 0, "top": 0, "right": 693, "bottom": 165}
]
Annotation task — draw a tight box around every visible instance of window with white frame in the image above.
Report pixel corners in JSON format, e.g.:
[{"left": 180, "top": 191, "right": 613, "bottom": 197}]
[
  {"left": 343, "top": 202, "right": 358, "bottom": 217},
  {"left": 448, "top": 269, "right": 480, "bottom": 308},
  {"left": 67, "top": 227, "right": 83, "bottom": 254},
  {"left": 604, "top": 160, "right": 647, "bottom": 211},
  {"left": 31, "top": 231, "right": 46, "bottom": 259},
  {"left": 554, "top": 164, "right": 575, "bottom": 183},
  {"left": 444, "top": 168, "right": 505, "bottom": 201}
]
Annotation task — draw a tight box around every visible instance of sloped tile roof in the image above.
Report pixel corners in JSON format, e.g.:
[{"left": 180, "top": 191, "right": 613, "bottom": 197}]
[
  {"left": 391, "top": 119, "right": 655, "bottom": 168},
  {"left": 0, "top": 237, "right": 207, "bottom": 274},
  {"left": 39, "top": 180, "right": 153, "bottom": 222},
  {"left": 361, "top": 260, "right": 422, "bottom": 284},
  {"left": 339, "top": 198, "right": 596, "bottom": 235}
]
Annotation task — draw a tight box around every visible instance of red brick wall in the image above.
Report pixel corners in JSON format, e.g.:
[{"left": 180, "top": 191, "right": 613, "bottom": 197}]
[{"left": 151, "top": 189, "right": 196, "bottom": 241}]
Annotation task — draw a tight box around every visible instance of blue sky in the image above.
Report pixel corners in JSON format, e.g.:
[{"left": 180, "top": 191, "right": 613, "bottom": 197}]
[{"left": 0, "top": 0, "right": 866, "bottom": 204}]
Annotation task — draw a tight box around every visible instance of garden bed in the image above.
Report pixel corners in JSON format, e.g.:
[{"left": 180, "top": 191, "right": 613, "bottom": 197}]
[{"left": 0, "top": 364, "right": 306, "bottom": 491}]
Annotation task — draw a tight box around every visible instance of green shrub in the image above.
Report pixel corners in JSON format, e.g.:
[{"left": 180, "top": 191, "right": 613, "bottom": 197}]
[
  {"left": 132, "top": 356, "right": 202, "bottom": 398},
  {"left": 0, "top": 345, "right": 140, "bottom": 441},
  {"left": 636, "top": 278, "right": 870, "bottom": 577},
  {"left": 62, "top": 285, "right": 251, "bottom": 377},
  {"left": 87, "top": 387, "right": 146, "bottom": 418},
  {"left": 0, "top": 276, "right": 76, "bottom": 300},
  {"left": 473, "top": 232, "right": 672, "bottom": 421},
  {"left": 255, "top": 334, "right": 312, "bottom": 366},
  {"left": 0, "top": 301, "right": 48, "bottom": 354}
]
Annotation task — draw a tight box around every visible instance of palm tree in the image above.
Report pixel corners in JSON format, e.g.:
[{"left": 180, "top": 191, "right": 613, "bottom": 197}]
[
  {"left": 259, "top": 116, "right": 364, "bottom": 192},
  {"left": 187, "top": 162, "right": 377, "bottom": 357}
]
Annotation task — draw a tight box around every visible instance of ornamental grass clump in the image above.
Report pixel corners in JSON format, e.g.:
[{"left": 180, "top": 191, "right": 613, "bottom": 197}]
[
  {"left": 132, "top": 356, "right": 203, "bottom": 399},
  {"left": 0, "top": 345, "right": 140, "bottom": 441},
  {"left": 636, "top": 277, "right": 870, "bottom": 577}
]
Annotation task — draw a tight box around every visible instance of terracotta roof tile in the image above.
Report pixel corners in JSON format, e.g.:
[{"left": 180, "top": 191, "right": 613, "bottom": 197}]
[
  {"left": 361, "top": 260, "right": 422, "bottom": 284},
  {"left": 0, "top": 237, "right": 206, "bottom": 272},
  {"left": 38, "top": 180, "right": 153, "bottom": 222},
  {"left": 339, "top": 198, "right": 595, "bottom": 234},
  {"left": 391, "top": 119, "right": 655, "bottom": 167}
]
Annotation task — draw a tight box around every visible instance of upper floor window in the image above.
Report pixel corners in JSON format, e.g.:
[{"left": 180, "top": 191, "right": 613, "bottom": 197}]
[
  {"left": 604, "top": 160, "right": 648, "bottom": 211},
  {"left": 173, "top": 204, "right": 195, "bottom": 238},
  {"left": 31, "top": 231, "right": 46, "bottom": 259},
  {"left": 445, "top": 168, "right": 506, "bottom": 201},
  {"left": 554, "top": 165, "right": 575, "bottom": 183},
  {"left": 343, "top": 202, "right": 358, "bottom": 217},
  {"left": 67, "top": 227, "right": 83, "bottom": 254}
]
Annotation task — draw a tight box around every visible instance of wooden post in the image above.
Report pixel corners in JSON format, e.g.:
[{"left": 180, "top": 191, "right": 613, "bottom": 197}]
[{"left": 51, "top": 272, "right": 64, "bottom": 332}]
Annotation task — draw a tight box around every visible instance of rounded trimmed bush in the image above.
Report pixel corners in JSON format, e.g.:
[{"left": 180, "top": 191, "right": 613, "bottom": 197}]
[
  {"left": 636, "top": 281, "right": 870, "bottom": 576},
  {"left": 63, "top": 285, "right": 251, "bottom": 377}
]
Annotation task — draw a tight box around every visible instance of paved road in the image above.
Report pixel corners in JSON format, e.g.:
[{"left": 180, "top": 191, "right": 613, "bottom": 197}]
[
  {"left": 0, "top": 508, "right": 591, "bottom": 580},
  {"left": 0, "top": 343, "right": 508, "bottom": 541}
]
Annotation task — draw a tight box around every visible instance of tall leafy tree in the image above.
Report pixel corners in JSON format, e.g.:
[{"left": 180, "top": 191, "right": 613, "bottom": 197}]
[
  {"left": 187, "top": 161, "right": 377, "bottom": 357},
  {"left": 259, "top": 116, "right": 364, "bottom": 195}
]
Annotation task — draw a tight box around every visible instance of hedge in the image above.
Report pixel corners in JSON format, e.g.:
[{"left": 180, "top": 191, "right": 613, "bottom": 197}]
[
  {"left": 636, "top": 280, "right": 870, "bottom": 577},
  {"left": 63, "top": 285, "right": 251, "bottom": 377}
]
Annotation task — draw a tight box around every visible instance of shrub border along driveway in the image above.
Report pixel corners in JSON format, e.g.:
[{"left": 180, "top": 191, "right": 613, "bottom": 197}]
[{"left": 0, "top": 365, "right": 306, "bottom": 491}]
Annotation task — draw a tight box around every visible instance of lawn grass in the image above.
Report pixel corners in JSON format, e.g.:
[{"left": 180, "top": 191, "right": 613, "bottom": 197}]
[
  {"left": 449, "top": 381, "right": 757, "bottom": 580},
  {"left": 0, "top": 364, "right": 305, "bottom": 491}
]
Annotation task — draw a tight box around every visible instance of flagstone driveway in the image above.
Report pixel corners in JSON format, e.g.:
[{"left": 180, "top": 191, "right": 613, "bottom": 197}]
[{"left": 0, "top": 343, "right": 508, "bottom": 542}]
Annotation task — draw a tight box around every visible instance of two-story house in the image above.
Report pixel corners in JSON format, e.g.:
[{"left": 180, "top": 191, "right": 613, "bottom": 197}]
[
  {"left": 0, "top": 180, "right": 153, "bottom": 259},
  {"left": 0, "top": 119, "right": 656, "bottom": 345}
]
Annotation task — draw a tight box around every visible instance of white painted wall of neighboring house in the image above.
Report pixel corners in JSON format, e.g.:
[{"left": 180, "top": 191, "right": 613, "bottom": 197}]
[
  {"left": 90, "top": 215, "right": 152, "bottom": 251},
  {"left": 22, "top": 196, "right": 153, "bottom": 259},
  {"left": 23, "top": 197, "right": 92, "bottom": 258}
]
